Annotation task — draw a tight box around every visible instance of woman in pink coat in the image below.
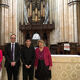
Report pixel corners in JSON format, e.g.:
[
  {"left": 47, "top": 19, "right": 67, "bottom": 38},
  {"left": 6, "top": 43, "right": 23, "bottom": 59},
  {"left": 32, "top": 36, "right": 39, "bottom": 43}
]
[
  {"left": 0, "top": 50, "right": 3, "bottom": 80},
  {"left": 35, "top": 40, "right": 52, "bottom": 80}
]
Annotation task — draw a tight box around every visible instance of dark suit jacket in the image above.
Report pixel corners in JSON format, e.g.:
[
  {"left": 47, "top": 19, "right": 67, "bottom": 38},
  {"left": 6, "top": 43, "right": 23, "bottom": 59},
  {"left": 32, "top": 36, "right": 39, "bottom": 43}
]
[
  {"left": 21, "top": 45, "right": 35, "bottom": 67},
  {"left": 4, "top": 43, "right": 21, "bottom": 67}
]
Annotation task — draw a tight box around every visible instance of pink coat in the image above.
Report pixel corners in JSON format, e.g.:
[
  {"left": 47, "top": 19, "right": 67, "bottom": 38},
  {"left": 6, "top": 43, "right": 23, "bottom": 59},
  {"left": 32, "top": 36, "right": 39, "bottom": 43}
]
[
  {"left": 35, "top": 47, "right": 52, "bottom": 67},
  {"left": 0, "top": 50, "right": 3, "bottom": 63}
]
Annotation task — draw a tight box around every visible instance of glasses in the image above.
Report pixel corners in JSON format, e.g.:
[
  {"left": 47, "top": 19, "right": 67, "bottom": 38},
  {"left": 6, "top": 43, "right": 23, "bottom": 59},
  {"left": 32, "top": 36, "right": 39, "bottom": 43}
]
[{"left": 11, "top": 37, "right": 16, "bottom": 39}]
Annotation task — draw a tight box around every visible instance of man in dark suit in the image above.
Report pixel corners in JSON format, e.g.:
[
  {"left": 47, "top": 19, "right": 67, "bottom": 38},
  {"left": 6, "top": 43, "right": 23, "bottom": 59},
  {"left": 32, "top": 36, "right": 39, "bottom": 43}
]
[
  {"left": 21, "top": 38, "right": 35, "bottom": 80},
  {"left": 4, "top": 34, "right": 21, "bottom": 80}
]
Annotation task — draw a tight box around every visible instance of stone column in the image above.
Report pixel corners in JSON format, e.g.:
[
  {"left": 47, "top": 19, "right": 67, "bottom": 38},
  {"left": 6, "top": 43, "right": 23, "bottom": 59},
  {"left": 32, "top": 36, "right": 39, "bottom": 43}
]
[
  {"left": 17, "top": 0, "right": 24, "bottom": 44},
  {"left": 50, "top": 0, "right": 60, "bottom": 44},
  {"left": 64, "top": 0, "right": 69, "bottom": 42},
  {"left": 17, "top": 0, "right": 20, "bottom": 42},
  {"left": 59, "top": 0, "right": 64, "bottom": 42},
  {"left": 12, "top": 0, "right": 17, "bottom": 35},
  {"left": 8, "top": 0, "right": 13, "bottom": 42},
  {"left": 73, "top": 3, "right": 78, "bottom": 42},
  {"left": 68, "top": 1, "right": 78, "bottom": 42},
  {"left": 0, "top": 0, "right": 9, "bottom": 44},
  {"left": 77, "top": 3, "right": 80, "bottom": 43},
  {"left": 1, "top": 0, "right": 6, "bottom": 45},
  {"left": 69, "top": 5, "right": 74, "bottom": 42},
  {"left": 50, "top": 0, "right": 79, "bottom": 44},
  {"left": 1, "top": 0, "right": 20, "bottom": 44},
  {"left": 4, "top": 6, "right": 9, "bottom": 43}
]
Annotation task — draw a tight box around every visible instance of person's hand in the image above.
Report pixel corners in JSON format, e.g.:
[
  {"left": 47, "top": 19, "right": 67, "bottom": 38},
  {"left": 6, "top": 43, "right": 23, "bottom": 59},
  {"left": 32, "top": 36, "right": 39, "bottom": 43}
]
[
  {"left": 11, "top": 62, "right": 16, "bottom": 67},
  {"left": 25, "top": 65, "right": 31, "bottom": 69},
  {"left": 29, "top": 65, "right": 31, "bottom": 68},
  {"left": 35, "top": 66, "right": 37, "bottom": 70},
  {"left": 49, "top": 66, "right": 52, "bottom": 70},
  {"left": 25, "top": 65, "right": 29, "bottom": 68}
]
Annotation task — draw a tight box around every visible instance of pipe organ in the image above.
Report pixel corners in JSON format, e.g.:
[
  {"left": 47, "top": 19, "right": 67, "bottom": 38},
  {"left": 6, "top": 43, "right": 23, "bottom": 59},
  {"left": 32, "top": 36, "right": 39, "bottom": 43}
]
[{"left": 27, "top": 0, "right": 46, "bottom": 24}]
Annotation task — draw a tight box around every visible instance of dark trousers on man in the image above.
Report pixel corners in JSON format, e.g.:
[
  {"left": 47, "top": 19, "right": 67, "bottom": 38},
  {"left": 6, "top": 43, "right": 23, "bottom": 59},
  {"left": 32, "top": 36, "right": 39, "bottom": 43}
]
[
  {"left": 38, "top": 78, "right": 50, "bottom": 80},
  {"left": 23, "top": 65, "right": 34, "bottom": 80},
  {"left": 6, "top": 64, "right": 20, "bottom": 80}
]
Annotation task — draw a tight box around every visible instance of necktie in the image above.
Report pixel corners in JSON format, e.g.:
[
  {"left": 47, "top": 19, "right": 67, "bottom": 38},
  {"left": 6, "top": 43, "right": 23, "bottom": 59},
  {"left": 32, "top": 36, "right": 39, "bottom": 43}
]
[{"left": 12, "top": 44, "right": 15, "bottom": 61}]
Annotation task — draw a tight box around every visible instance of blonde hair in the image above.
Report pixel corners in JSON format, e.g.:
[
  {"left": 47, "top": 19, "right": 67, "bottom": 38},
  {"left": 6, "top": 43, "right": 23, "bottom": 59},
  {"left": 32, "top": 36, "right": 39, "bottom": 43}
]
[{"left": 37, "top": 40, "right": 46, "bottom": 46}]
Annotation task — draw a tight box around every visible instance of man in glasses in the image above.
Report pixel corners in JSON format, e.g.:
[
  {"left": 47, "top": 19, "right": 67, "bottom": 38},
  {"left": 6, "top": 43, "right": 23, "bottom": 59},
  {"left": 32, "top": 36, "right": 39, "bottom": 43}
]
[{"left": 4, "top": 34, "right": 21, "bottom": 80}]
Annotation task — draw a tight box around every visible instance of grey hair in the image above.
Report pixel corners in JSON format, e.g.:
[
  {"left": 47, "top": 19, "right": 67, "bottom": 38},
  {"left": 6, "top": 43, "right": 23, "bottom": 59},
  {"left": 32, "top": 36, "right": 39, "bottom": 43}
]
[{"left": 37, "top": 40, "right": 46, "bottom": 46}]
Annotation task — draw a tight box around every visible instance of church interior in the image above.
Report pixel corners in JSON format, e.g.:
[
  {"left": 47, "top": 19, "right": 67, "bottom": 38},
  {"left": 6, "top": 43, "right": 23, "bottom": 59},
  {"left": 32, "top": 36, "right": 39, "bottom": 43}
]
[{"left": 0, "top": 0, "right": 80, "bottom": 80}]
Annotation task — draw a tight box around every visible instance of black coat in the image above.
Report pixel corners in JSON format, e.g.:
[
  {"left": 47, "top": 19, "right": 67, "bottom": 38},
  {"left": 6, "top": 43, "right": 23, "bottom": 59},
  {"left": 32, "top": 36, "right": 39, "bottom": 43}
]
[
  {"left": 21, "top": 45, "right": 35, "bottom": 67},
  {"left": 4, "top": 43, "right": 21, "bottom": 67}
]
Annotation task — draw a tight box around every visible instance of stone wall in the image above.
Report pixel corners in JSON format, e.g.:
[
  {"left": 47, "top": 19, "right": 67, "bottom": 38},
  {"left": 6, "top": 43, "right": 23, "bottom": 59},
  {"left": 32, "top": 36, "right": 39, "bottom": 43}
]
[
  {"left": 0, "top": 0, "right": 17, "bottom": 45},
  {"left": 0, "top": 0, "right": 24, "bottom": 45},
  {"left": 49, "top": 0, "right": 80, "bottom": 44},
  {"left": 0, "top": 0, "right": 80, "bottom": 45}
]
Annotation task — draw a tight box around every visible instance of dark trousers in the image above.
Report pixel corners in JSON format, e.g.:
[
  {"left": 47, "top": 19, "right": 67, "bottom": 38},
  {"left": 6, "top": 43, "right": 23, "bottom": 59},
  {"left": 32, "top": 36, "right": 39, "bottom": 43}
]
[
  {"left": 6, "top": 64, "right": 20, "bottom": 80},
  {"left": 23, "top": 65, "right": 34, "bottom": 80},
  {"left": 38, "top": 78, "right": 50, "bottom": 80}
]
